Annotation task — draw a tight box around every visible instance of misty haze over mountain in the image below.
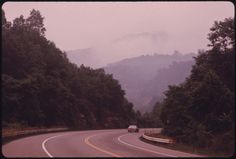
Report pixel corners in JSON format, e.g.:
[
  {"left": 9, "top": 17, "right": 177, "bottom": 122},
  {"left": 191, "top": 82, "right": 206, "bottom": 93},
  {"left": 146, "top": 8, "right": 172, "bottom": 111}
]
[
  {"left": 104, "top": 52, "right": 195, "bottom": 112},
  {"left": 66, "top": 31, "right": 187, "bottom": 68},
  {"left": 66, "top": 44, "right": 196, "bottom": 112}
]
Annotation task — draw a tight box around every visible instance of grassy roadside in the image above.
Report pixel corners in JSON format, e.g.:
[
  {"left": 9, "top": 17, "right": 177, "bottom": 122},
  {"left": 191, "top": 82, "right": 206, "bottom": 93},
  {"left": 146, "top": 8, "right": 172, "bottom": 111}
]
[
  {"left": 2, "top": 127, "right": 70, "bottom": 145},
  {"left": 140, "top": 133, "right": 232, "bottom": 157}
]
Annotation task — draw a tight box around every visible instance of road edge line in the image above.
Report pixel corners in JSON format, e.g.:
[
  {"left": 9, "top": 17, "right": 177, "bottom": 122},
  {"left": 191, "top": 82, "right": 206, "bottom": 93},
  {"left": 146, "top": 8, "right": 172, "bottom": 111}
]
[{"left": 42, "top": 132, "right": 77, "bottom": 157}]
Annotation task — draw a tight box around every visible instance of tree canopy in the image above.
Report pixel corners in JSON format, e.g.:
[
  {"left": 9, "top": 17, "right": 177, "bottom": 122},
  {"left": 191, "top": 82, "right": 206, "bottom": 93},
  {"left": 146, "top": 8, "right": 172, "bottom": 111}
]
[
  {"left": 159, "top": 17, "right": 234, "bottom": 154},
  {"left": 2, "top": 9, "right": 136, "bottom": 129}
]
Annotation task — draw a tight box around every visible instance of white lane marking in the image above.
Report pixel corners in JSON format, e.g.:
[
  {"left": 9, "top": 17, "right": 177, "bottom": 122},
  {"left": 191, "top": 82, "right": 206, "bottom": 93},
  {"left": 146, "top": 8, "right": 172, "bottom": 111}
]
[
  {"left": 117, "top": 133, "right": 177, "bottom": 157},
  {"left": 42, "top": 134, "right": 67, "bottom": 157},
  {"left": 42, "top": 130, "right": 119, "bottom": 157},
  {"left": 42, "top": 132, "right": 79, "bottom": 157}
]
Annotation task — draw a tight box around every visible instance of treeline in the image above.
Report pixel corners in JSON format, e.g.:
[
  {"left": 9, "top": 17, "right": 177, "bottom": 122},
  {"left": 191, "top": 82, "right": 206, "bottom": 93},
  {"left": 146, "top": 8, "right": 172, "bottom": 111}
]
[
  {"left": 2, "top": 9, "right": 136, "bottom": 129},
  {"left": 155, "top": 18, "right": 234, "bottom": 154}
]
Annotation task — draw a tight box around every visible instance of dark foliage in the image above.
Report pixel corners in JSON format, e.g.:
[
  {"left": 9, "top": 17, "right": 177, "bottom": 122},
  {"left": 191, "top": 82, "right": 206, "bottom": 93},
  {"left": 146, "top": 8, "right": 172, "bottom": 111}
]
[
  {"left": 159, "top": 17, "right": 235, "bottom": 154},
  {"left": 2, "top": 9, "right": 136, "bottom": 129}
]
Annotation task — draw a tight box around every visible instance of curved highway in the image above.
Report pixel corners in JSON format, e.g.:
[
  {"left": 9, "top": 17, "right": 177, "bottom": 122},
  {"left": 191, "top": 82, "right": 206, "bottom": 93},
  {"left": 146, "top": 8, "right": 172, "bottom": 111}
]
[{"left": 2, "top": 129, "right": 201, "bottom": 157}]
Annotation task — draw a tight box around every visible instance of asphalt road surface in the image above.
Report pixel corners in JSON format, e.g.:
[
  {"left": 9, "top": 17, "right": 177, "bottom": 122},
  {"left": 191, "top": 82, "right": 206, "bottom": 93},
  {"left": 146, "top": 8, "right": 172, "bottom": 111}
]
[{"left": 2, "top": 129, "right": 202, "bottom": 157}]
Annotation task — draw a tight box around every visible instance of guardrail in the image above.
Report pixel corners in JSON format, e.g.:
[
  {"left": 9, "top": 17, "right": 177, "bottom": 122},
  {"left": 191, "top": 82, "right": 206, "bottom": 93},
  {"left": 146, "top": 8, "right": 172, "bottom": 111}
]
[
  {"left": 2, "top": 127, "right": 69, "bottom": 145},
  {"left": 143, "top": 128, "right": 162, "bottom": 134},
  {"left": 3, "top": 127, "right": 69, "bottom": 138},
  {"left": 142, "top": 133, "right": 174, "bottom": 144}
]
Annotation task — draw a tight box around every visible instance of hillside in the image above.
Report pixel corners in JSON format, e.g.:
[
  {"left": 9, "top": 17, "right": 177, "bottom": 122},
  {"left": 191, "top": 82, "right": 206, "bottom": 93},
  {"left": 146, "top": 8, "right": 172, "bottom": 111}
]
[
  {"left": 2, "top": 9, "right": 136, "bottom": 129},
  {"left": 138, "top": 60, "right": 195, "bottom": 112},
  {"left": 104, "top": 53, "right": 195, "bottom": 112}
]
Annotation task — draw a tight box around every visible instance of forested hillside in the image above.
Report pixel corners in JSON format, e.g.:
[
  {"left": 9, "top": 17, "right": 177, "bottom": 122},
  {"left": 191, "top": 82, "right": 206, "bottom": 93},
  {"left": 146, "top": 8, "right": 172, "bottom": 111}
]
[
  {"left": 139, "top": 60, "right": 194, "bottom": 112},
  {"left": 104, "top": 53, "right": 195, "bottom": 112},
  {"left": 158, "top": 17, "right": 235, "bottom": 154},
  {"left": 2, "top": 9, "right": 136, "bottom": 129}
]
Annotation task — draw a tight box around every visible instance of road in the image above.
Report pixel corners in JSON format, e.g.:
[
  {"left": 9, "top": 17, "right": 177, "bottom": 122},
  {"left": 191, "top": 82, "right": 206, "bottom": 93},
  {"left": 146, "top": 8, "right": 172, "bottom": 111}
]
[{"left": 2, "top": 129, "right": 201, "bottom": 157}]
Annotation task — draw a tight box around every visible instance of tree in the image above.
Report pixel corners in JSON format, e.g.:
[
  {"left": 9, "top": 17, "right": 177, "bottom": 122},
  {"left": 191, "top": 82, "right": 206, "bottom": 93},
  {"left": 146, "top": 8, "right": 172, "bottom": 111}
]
[
  {"left": 189, "top": 69, "right": 234, "bottom": 133},
  {"left": 160, "top": 84, "right": 192, "bottom": 140},
  {"left": 159, "top": 17, "right": 234, "bottom": 153},
  {"left": 208, "top": 17, "right": 234, "bottom": 51},
  {"left": 2, "top": 9, "right": 6, "bottom": 25},
  {"left": 26, "top": 9, "right": 46, "bottom": 36},
  {"left": 2, "top": 9, "right": 137, "bottom": 129},
  {"left": 150, "top": 101, "right": 163, "bottom": 127}
]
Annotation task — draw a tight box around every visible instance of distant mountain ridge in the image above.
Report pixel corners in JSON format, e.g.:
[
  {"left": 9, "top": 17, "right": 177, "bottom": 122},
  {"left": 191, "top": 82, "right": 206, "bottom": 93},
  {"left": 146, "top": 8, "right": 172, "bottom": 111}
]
[
  {"left": 137, "top": 60, "right": 195, "bottom": 112},
  {"left": 104, "top": 52, "right": 196, "bottom": 112},
  {"left": 66, "top": 48, "right": 99, "bottom": 67},
  {"left": 66, "top": 48, "right": 196, "bottom": 112},
  {"left": 65, "top": 31, "right": 171, "bottom": 69}
]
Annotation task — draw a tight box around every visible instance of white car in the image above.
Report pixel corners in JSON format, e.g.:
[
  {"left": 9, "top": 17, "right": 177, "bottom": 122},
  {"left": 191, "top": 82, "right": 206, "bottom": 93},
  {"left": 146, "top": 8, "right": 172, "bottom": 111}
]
[{"left": 128, "top": 125, "right": 139, "bottom": 133}]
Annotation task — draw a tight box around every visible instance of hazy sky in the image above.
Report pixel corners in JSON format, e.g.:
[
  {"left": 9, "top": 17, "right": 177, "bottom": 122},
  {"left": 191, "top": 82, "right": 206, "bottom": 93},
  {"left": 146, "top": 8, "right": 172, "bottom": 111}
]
[{"left": 2, "top": 2, "right": 234, "bottom": 66}]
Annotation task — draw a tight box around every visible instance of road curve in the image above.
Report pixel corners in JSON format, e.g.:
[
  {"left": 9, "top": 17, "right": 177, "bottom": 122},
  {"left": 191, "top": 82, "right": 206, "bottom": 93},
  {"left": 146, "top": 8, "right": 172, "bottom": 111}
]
[{"left": 2, "top": 129, "right": 201, "bottom": 157}]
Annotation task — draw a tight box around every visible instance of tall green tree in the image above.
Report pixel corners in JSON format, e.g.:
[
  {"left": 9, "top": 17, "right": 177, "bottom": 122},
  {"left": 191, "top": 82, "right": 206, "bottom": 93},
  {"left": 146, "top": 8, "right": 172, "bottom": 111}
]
[
  {"left": 160, "top": 17, "right": 234, "bottom": 153},
  {"left": 26, "top": 9, "right": 46, "bottom": 36},
  {"left": 208, "top": 17, "right": 234, "bottom": 51},
  {"left": 2, "top": 9, "right": 136, "bottom": 129}
]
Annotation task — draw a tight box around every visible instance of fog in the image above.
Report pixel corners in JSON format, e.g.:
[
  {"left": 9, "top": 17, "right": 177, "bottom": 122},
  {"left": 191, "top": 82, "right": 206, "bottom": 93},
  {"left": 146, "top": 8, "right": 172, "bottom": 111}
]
[{"left": 3, "top": 2, "right": 234, "bottom": 67}]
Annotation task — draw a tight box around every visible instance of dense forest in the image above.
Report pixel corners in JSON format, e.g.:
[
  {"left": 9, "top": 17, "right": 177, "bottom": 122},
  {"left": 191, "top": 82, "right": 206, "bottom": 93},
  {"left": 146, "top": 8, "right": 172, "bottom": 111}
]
[
  {"left": 155, "top": 17, "right": 234, "bottom": 154},
  {"left": 2, "top": 9, "right": 137, "bottom": 129}
]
